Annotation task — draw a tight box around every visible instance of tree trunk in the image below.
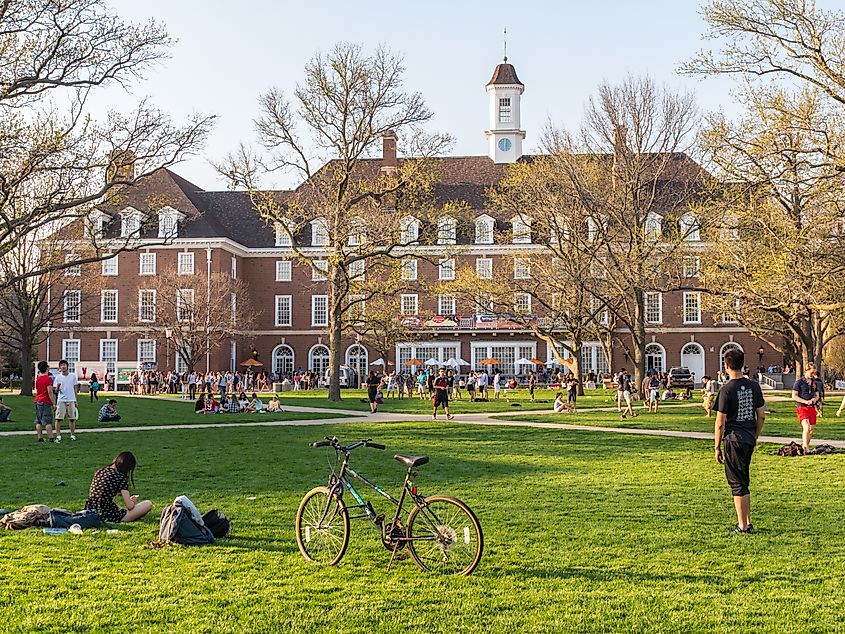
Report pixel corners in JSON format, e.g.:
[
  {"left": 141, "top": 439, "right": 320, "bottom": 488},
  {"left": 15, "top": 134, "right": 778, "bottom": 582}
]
[
  {"left": 327, "top": 271, "right": 343, "bottom": 402},
  {"left": 20, "top": 344, "right": 34, "bottom": 396},
  {"left": 571, "top": 340, "right": 585, "bottom": 396}
]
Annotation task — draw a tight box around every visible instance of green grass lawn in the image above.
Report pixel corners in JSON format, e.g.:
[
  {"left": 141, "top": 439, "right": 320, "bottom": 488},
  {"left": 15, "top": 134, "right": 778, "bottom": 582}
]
[
  {"left": 498, "top": 402, "right": 845, "bottom": 441},
  {"left": 1, "top": 418, "right": 844, "bottom": 633},
  {"left": 0, "top": 394, "right": 346, "bottom": 433}
]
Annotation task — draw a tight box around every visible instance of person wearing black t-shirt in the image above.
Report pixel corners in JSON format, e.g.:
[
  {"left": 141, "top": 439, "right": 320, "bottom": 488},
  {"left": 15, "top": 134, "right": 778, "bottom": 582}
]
[
  {"left": 365, "top": 370, "right": 381, "bottom": 413},
  {"left": 714, "top": 348, "right": 766, "bottom": 534},
  {"left": 432, "top": 368, "right": 454, "bottom": 420}
]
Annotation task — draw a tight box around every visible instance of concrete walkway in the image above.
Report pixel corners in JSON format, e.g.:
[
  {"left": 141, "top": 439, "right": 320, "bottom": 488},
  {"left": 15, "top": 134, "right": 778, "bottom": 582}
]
[{"left": 2, "top": 394, "right": 843, "bottom": 448}]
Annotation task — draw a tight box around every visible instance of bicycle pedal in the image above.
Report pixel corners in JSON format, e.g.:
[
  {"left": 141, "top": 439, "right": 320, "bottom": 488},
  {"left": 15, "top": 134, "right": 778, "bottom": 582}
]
[{"left": 374, "top": 514, "right": 385, "bottom": 526}]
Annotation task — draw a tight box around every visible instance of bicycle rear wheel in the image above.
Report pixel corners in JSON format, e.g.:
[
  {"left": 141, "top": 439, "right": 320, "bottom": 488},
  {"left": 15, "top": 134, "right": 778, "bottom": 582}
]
[
  {"left": 406, "top": 495, "right": 483, "bottom": 575},
  {"left": 295, "top": 486, "right": 350, "bottom": 565}
]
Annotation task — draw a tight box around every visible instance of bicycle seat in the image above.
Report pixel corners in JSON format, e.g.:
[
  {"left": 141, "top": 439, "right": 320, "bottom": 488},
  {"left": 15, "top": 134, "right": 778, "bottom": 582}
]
[{"left": 394, "top": 455, "right": 429, "bottom": 469}]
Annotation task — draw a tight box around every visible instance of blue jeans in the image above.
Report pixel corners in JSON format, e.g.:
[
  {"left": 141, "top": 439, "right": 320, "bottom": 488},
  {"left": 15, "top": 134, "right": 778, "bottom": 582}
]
[{"left": 0, "top": 409, "right": 10, "bottom": 422}]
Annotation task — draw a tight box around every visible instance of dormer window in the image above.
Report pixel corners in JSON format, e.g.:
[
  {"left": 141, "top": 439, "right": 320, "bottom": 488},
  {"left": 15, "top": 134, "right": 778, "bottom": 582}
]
[
  {"left": 311, "top": 219, "right": 329, "bottom": 247},
  {"left": 437, "top": 216, "right": 457, "bottom": 245},
  {"left": 511, "top": 215, "right": 532, "bottom": 244},
  {"left": 400, "top": 216, "right": 419, "bottom": 244},
  {"left": 158, "top": 207, "right": 184, "bottom": 239},
  {"left": 680, "top": 212, "right": 700, "bottom": 242},
  {"left": 274, "top": 221, "right": 292, "bottom": 247},
  {"left": 86, "top": 210, "right": 110, "bottom": 239},
  {"left": 586, "top": 217, "right": 599, "bottom": 242},
  {"left": 645, "top": 212, "right": 662, "bottom": 241},
  {"left": 475, "top": 215, "right": 494, "bottom": 245},
  {"left": 120, "top": 207, "right": 146, "bottom": 238}
]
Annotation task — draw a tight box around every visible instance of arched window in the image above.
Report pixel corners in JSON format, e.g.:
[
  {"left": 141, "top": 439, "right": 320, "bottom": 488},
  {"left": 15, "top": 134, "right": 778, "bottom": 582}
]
[
  {"left": 719, "top": 342, "right": 743, "bottom": 370},
  {"left": 272, "top": 344, "right": 295, "bottom": 378},
  {"left": 680, "top": 213, "right": 700, "bottom": 242},
  {"left": 645, "top": 343, "right": 666, "bottom": 374},
  {"left": 644, "top": 213, "right": 662, "bottom": 240},
  {"left": 475, "top": 216, "right": 494, "bottom": 244},
  {"left": 346, "top": 344, "right": 368, "bottom": 388},
  {"left": 309, "top": 344, "right": 331, "bottom": 378}
]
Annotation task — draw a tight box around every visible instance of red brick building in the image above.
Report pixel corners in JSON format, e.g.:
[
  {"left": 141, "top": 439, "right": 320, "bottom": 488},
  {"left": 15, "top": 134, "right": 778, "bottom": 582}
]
[{"left": 41, "top": 59, "right": 775, "bottom": 385}]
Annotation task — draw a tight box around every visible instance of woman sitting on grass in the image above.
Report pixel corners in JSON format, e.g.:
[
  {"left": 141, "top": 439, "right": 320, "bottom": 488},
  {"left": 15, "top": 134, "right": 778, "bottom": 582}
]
[
  {"left": 553, "top": 392, "right": 566, "bottom": 413},
  {"left": 205, "top": 394, "right": 221, "bottom": 414},
  {"left": 194, "top": 393, "right": 206, "bottom": 414},
  {"left": 238, "top": 392, "right": 251, "bottom": 412},
  {"left": 266, "top": 394, "right": 282, "bottom": 412},
  {"left": 84, "top": 451, "right": 152, "bottom": 523},
  {"left": 249, "top": 393, "right": 265, "bottom": 412}
]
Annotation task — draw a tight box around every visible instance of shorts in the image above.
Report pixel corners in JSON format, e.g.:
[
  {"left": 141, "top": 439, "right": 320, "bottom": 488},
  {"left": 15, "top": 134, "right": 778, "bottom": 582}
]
[
  {"left": 796, "top": 406, "right": 817, "bottom": 426},
  {"left": 35, "top": 402, "right": 53, "bottom": 425},
  {"left": 367, "top": 387, "right": 378, "bottom": 403},
  {"left": 649, "top": 389, "right": 659, "bottom": 402},
  {"left": 622, "top": 391, "right": 632, "bottom": 404},
  {"left": 723, "top": 439, "right": 754, "bottom": 496},
  {"left": 567, "top": 392, "right": 577, "bottom": 404},
  {"left": 433, "top": 394, "right": 448, "bottom": 408},
  {"left": 55, "top": 401, "right": 78, "bottom": 421}
]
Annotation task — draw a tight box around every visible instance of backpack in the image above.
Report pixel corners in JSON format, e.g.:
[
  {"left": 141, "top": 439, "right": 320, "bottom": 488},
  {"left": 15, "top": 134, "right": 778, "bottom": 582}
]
[
  {"left": 202, "top": 509, "right": 232, "bottom": 538},
  {"left": 157, "top": 497, "right": 215, "bottom": 546}
]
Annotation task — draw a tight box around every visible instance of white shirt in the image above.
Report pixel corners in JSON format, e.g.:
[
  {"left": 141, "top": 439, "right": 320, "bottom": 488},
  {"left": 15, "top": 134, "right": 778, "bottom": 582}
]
[
  {"left": 478, "top": 373, "right": 488, "bottom": 387},
  {"left": 493, "top": 374, "right": 501, "bottom": 387},
  {"left": 53, "top": 372, "right": 79, "bottom": 403}
]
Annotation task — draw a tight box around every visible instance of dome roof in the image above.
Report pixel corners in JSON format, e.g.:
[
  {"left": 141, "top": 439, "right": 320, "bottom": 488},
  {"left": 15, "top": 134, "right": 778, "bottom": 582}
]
[{"left": 486, "top": 60, "right": 523, "bottom": 87}]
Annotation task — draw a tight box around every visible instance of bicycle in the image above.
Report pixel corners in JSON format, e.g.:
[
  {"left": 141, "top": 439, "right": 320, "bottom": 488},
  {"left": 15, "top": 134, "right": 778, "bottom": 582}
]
[{"left": 295, "top": 436, "right": 483, "bottom": 576}]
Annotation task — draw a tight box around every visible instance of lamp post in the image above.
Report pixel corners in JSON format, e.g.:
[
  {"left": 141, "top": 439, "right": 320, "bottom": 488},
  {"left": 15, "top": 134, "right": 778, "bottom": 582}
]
[
  {"left": 165, "top": 328, "right": 173, "bottom": 370},
  {"left": 758, "top": 346, "right": 764, "bottom": 365}
]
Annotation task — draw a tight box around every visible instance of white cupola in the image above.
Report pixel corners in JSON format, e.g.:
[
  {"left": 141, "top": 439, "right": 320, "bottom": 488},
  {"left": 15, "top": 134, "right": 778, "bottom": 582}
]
[{"left": 484, "top": 57, "right": 526, "bottom": 163}]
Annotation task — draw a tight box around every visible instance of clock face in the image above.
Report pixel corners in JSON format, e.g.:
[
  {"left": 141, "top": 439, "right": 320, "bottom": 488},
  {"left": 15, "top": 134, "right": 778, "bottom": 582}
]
[{"left": 498, "top": 138, "right": 512, "bottom": 152}]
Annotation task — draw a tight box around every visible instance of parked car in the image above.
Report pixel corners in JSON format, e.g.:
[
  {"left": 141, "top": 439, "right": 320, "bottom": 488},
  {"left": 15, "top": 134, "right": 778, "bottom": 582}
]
[{"left": 667, "top": 367, "right": 695, "bottom": 390}]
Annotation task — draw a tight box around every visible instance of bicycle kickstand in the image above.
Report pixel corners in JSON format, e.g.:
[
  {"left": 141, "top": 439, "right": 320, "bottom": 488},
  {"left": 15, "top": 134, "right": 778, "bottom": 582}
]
[{"left": 386, "top": 542, "right": 403, "bottom": 573}]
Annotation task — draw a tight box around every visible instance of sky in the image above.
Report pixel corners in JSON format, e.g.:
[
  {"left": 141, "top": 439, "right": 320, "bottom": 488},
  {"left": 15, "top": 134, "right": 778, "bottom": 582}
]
[{"left": 104, "top": 0, "right": 747, "bottom": 191}]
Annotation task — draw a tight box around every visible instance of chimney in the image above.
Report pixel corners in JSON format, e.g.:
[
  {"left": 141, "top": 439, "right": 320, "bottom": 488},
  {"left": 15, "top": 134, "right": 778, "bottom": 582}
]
[
  {"left": 381, "top": 131, "right": 398, "bottom": 171},
  {"left": 107, "top": 150, "right": 136, "bottom": 185}
]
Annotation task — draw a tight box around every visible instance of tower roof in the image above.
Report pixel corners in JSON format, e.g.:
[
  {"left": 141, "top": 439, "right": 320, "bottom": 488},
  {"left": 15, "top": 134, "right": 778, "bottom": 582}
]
[{"left": 486, "top": 60, "right": 523, "bottom": 87}]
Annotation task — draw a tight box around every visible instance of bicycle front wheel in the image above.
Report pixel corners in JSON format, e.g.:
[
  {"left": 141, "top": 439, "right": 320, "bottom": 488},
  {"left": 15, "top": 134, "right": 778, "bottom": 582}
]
[
  {"left": 295, "top": 486, "right": 350, "bottom": 566},
  {"left": 406, "top": 495, "right": 483, "bottom": 575}
]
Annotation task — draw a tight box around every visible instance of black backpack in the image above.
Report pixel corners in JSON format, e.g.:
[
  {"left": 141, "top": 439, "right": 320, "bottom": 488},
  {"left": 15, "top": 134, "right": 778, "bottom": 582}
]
[{"left": 202, "top": 509, "right": 231, "bottom": 538}]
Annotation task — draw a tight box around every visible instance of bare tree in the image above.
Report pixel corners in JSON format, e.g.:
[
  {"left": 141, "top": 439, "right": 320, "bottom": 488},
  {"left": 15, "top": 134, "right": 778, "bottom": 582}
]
[
  {"left": 127, "top": 271, "right": 256, "bottom": 372},
  {"left": 535, "top": 76, "right": 705, "bottom": 388},
  {"left": 345, "top": 292, "right": 431, "bottom": 368},
  {"left": 0, "top": 0, "right": 215, "bottom": 286},
  {"left": 219, "top": 43, "right": 451, "bottom": 401}
]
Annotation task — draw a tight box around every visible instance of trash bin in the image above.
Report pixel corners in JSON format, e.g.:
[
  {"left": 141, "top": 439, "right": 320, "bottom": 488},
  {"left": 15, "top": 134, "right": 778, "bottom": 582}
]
[{"left": 272, "top": 382, "right": 284, "bottom": 393}]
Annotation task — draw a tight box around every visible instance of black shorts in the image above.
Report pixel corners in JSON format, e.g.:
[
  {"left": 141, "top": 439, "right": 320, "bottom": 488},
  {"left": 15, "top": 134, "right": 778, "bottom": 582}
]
[
  {"left": 367, "top": 387, "right": 378, "bottom": 403},
  {"left": 433, "top": 394, "right": 448, "bottom": 408},
  {"left": 724, "top": 439, "right": 754, "bottom": 496}
]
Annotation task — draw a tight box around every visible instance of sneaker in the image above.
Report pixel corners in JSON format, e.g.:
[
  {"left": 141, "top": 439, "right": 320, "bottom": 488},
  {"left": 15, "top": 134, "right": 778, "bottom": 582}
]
[
  {"left": 38, "top": 438, "right": 44, "bottom": 443},
  {"left": 49, "top": 437, "right": 55, "bottom": 443},
  {"left": 55, "top": 435, "right": 62, "bottom": 443},
  {"left": 731, "top": 525, "right": 752, "bottom": 534},
  {"left": 70, "top": 435, "right": 77, "bottom": 441},
  {"left": 447, "top": 415, "right": 455, "bottom": 420},
  {"left": 621, "top": 414, "right": 627, "bottom": 419}
]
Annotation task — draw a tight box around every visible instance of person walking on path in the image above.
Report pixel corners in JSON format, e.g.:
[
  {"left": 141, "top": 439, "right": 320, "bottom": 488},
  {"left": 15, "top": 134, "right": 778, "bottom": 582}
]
[
  {"left": 365, "top": 370, "right": 381, "bottom": 414},
  {"left": 53, "top": 359, "right": 79, "bottom": 442},
  {"left": 618, "top": 370, "right": 637, "bottom": 419},
  {"left": 432, "top": 368, "right": 454, "bottom": 420},
  {"left": 792, "top": 364, "right": 820, "bottom": 453},
  {"left": 647, "top": 374, "right": 660, "bottom": 413},
  {"left": 714, "top": 348, "right": 766, "bottom": 534},
  {"left": 528, "top": 371, "right": 537, "bottom": 402}
]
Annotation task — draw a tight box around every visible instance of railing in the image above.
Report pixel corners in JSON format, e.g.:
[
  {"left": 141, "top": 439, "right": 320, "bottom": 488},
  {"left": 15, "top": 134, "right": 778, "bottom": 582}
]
[
  {"left": 401, "top": 314, "right": 541, "bottom": 331},
  {"left": 760, "top": 375, "right": 781, "bottom": 390}
]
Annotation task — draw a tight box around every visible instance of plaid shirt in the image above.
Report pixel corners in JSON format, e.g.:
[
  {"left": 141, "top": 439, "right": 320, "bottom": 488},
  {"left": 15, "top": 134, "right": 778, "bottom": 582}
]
[{"left": 226, "top": 400, "right": 240, "bottom": 413}]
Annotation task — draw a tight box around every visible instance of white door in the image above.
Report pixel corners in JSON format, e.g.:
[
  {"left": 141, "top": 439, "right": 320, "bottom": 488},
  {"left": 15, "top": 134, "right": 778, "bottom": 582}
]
[{"left": 680, "top": 343, "right": 705, "bottom": 386}]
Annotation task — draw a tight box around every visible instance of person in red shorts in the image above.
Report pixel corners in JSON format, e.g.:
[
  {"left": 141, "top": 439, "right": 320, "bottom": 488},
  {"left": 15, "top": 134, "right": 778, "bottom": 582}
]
[{"left": 792, "top": 364, "right": 820, "bottom": 454}]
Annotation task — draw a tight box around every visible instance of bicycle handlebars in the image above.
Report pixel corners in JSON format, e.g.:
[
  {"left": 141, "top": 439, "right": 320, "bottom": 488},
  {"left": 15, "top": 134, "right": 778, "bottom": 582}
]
[{"left": 309, "top": 436, "right": 385, "bottom": 451}]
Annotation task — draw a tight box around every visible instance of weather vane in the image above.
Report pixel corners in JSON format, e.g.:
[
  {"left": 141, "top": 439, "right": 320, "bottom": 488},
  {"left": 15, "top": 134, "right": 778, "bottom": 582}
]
[{"left": 503, "top": 27, "right": 508, "bottom": 62}]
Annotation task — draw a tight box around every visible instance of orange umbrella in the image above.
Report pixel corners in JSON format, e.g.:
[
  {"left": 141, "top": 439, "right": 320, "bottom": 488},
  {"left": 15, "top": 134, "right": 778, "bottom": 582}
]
[
  {"left": 240, "top": 358, "right": 263, "bottom": 367},
  {"left": 479, "top": 358, "right": 501, "bottom": 365},
  {"left": 406, "top": 358, "right": 423, "bottom": 366}
]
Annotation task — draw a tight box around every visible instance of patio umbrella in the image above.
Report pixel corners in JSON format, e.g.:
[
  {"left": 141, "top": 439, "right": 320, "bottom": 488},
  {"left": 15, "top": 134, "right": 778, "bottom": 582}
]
[
  {"left": 424, "top": 358, "right": 440, "bottom": 366},
  {"left": 406, "top": 358, "right": 423, "bottom": 366},
  {"left": 455, "top": 358, "right": 471, "bottom": 366},
  {"left": 479, "top": 358, "right": 501, "bottom": 365},
  {"left": 370, "top": 358, "right": 386, "bottom": 366},
  {"left": 443, "top": 358, "right": 459, "bottom": 367},
  {"left": 529, "top": 358, "right": 546, "bottom": 365},
  {"left": 515, "top": 358, "right": 534, "bottom": 366},
  {"left": 240, "top": 358, "right": 263, "bottom": 367}
]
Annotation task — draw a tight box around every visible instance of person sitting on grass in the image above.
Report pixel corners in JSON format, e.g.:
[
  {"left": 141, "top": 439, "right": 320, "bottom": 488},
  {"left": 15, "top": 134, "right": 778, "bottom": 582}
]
[
  {"left": 237, "top": 392, "right": 251, "bottom": 412},
  {"left": 266, "top": 394, "right": 282, "bottom": 412},
  {"left": 553, "top": 392, "right": 566, "bottom": 413},
  {"left": 84, "top": 451, "right": 153, "bottom": 523},
  {"left": 224, "top": 394, "right": 241, "bottom": 413},
  {"left": 250, "top": 392, "right": 265, "bottom": 413},
  {"left": 194, "top": 393, "right": 206, "bottom": 414},
  {"left": 0, "top": 396, "right": 12, "bottom": 422},
  {"left": 205, "top": 394, "right": 221, "bottom": 414},
  {"left": 97, "top": 399, "right": 121, "bottom": 422}
]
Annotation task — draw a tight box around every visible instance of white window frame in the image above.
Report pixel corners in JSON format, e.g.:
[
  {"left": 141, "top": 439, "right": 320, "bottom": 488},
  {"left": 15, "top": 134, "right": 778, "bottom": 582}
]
[
  {"left": 348, "top": 259, "right": 365, "bottom": 281},
  {"left": 176, "top": 289, "right": 194, "bottom": 323},
  {"left": 645, "top": 213, "right": 662, "bottom": 240},
  {"left": 498, "top": 97, "right": 512, "bottom": 123},
  {"left": 437, "top": 216, "right": 457, "bottom": 245},
  {"left": 139, "top": 253, "right": 156, "bottom": 276},
  {"left": 683, "top": 256, "right": 701, "bottom": 278},
  {"left": 101, "top": 254, "right": 118, "bottom": 276},
  {"left": 514, "top": 292, "right": 532, "bottom": 314},
  {"left": 476, "top": 257, "right": 493, "bottom": 279},
  {"left": 138, "top": 289, "right": 157, "bottom": 323},
  {"left": 475, "top": 216, "right": 494, "bottom": 245},
  {"left": 63, "top": 290, "right": 81, "bottom": 323},
  {"left": 312, "top": 260, "right": 329, "bottom": 281},
  {"left": 158, "top": 213, "right": 178, "bottom": 239},
  {"left": 311, "top": 219, "right": 329, "bottom": 247},
  {"left": 513, "top": 258, "right": 531, "bottom": 280},
  {"left": 311, "top": 295, "right": 328, "bottom": 327},
  {"left": 64, "top": 254, "right": 81, "bottom": 276},
  {"left": 644, "top": 292, "right": 663, "bottom": 325},
  {"left": 178, "top": 252, "right": 195, "bottom": 275},
  {"left": 401, "top": 259, "right": 418, "bottom": 281},
  {"left": 231, "top": 256, "right": 237, "bottom": 279},
  {"left": 681, "top": 213, "right": 701, "bottom": 242},
  {"left": 100, "top": 290, "right": 118, "bottom": 323},
  {"left": 62, "top": 339, "right": 80, "bottom": 373},
  {"left": 137, "top": 339, "right": 157, "bottom": 364},
  {"left": 275, "top": 260, "right": 292, "bottom": 282},
  {"left": 275, "top": 295, "right": 292, "bottom": 327},
  {"left": 438, "top": 258, "right": 455, "bottom": 281},
  {"left": 400, "top": 216, "right": 420, "bottom": 244},
  {"left": 99, "top": 339, "right": 117, "bottom": 375},
  {"left": 400, "top": 294, "right": 419, "bottom": 316},
  {"left": 722, "top": 298, "right": 741, "bottom": 324},
  {"left": 511, "top": 216, "right": 532, "bottom": 244},
  {"left": 120, "top": 209, "right": 144, "bottom": 238},
  {"left": 683, "top": 291, "right": 702, "bottom": 324},
  {"left": 437, "top": 294, "right": 455, "bottom": 316},
  {"left": 274, "top": 222, "right": 292, "bottom": 247}
]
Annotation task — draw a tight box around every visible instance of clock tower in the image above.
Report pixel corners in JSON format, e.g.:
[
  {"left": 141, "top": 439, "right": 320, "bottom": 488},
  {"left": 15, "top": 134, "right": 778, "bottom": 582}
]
[{"left": 485, "top": 57, "right": 525, "bottom": 163}]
